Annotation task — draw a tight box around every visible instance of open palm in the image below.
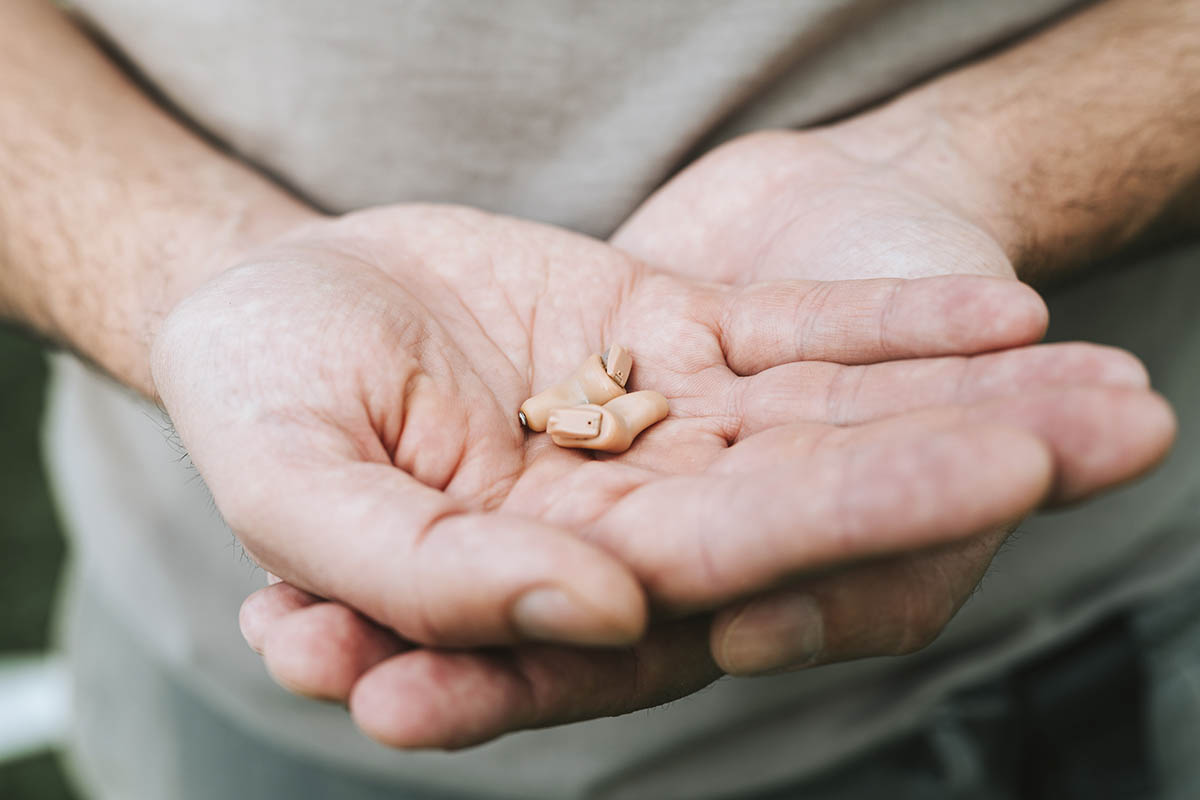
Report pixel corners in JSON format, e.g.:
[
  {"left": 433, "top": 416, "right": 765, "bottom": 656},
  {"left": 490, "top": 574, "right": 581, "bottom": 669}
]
[
  {"left": 208, "top": 203, "right": 1169, "bottom": 748},
  {"left": 612, "top": 127, "right": 1175, "bottom": 675}
]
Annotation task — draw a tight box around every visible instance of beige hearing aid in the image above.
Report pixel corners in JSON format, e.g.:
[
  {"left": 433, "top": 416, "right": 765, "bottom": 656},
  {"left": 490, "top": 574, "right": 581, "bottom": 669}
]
[
  {"left": 546, "top": 390, "right": 670, "bottom": 453},
  {"left": 519, "top": 344, "right": 634, "bottom": 431}
]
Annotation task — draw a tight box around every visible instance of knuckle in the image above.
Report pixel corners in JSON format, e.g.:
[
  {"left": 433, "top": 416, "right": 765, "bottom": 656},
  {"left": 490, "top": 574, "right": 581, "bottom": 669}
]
[
  {"left": 793, "top": 281, "right": 837, "bottom": 359},
  {"left": 873, "top": 280, "right": 905, "bottom": 360},
  {"left": 395, "top": 512, "right": 463, "bottom": 644}
]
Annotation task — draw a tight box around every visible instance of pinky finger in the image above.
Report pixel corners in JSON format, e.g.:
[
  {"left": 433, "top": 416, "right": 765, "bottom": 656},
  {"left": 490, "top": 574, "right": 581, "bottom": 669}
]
[
  {"left": 239, "top": 582, "right": 407, "bottom": 701},
  {"left": 239, "top": 582, "right": 321, "bottom": 654},
  {"left": 263, "top": 602, "right": 408, "bottom": 701}
]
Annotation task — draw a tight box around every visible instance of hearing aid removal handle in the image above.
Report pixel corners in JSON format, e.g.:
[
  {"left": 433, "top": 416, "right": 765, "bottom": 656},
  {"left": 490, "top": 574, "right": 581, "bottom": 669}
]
[
  {"left": 548, "top": 390, "right": 669, "bottom": 453},
  {"left": 520, "top": 353, "right": 627, "bottom": 431}
]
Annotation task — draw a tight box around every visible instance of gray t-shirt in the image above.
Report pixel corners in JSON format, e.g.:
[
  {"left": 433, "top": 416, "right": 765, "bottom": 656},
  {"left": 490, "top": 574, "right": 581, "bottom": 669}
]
[{"left": 47, "top": 1, "right": 1200, "bottom": 798}]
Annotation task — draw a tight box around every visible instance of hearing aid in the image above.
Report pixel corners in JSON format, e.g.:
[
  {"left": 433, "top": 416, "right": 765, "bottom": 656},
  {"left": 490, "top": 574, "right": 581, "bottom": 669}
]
[
  {"left": 546, "top": 390, "right": 670, "bottom": 453},
  {"left": 519, "top": 344, "right": 634, "bottom": 431}
]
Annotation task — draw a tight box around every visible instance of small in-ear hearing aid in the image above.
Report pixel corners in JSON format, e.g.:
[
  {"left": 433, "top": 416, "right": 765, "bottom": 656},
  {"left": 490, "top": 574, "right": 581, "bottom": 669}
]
[
  {"left": 519, "top": 344, "right": 634, "bottom": 431},
  {"left": 546, "top": 390, "right": 670, "bottom": 453}
]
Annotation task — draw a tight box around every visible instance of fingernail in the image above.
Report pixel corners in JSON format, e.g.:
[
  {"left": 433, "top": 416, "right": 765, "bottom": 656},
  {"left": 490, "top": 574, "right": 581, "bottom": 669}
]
[
  {"left": 512, "top": 587, "right": 634, "bottom": 645},
  {"left": 718, "top": 592, "right": 824, "bottom": 675}
]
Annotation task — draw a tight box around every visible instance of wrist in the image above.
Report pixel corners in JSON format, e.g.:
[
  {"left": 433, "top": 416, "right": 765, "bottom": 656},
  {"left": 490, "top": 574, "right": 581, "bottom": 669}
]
[
  {"left": 817, "top": 96, "right": 1027, "bottom": 277},
  {"left": 139, "top": 197, "right": 323, "bottom": 397},
  {"left": 833, "top": 0, "right": 1200, "bottom": 283},
  {"left": 911, "top": 81, "right": 1126, "bottom": 282},
  {"left": 154, "top": 195, "right": 324, "bottom": 321},
  {"left": 44, "top": 184, "right": 321, "bottom": 400},
  {"left": 0, "top": 0, "right": 325, "bottom": 398}
]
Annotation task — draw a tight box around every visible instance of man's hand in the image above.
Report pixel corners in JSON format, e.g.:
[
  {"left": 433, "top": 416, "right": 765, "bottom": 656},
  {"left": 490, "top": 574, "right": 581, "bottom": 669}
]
[
  {"left": 160, "top": 202, "right": 1066, "bottom": 649},
  {"left": 609, "top": 127, "right": 1032, "bottom": 674},
  {"left": 602, "top": 3, "right": 1200, "bottom": 668},
  {"left": 222, "top": 205, "right": 1172, "bottom": 748},
  {"left": 239, "top": 339, "right": 1169, "bottom": 748},
  {"left": 603, "top": 0, "right": 1200, "bottom": 675},
  {"left": 239, "top": 0, "right": 1200, "bottom": 739}
]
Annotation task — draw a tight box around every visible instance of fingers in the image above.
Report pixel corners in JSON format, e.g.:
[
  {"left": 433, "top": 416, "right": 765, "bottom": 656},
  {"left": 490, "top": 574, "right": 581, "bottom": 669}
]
[
  {"left": 239, "top": 582, "right": 320, "bottom": 654},
  {"left": 712, "top": 528, "right": 1011, "bottom": 675},
  {"left": 694, "top": 386, "right": 1175, "bottom": 660},
  {"left": 732, "top": 342, "right": 1150, "bottom": 434},
  {"left": 726, "top": 384, "right": 1175, "bottom": 506},
  {"left": 242, "top": 582, "right": 407, "bottom": 702},
  {"left": 717, "top": 275, "right": 1047, "bottom": 374},
  {"left": 241, "top": 582, "right": 408, "bottom": 701},
  {"left": 264, "top": 603, "right": 409, "bottom": 701},
  {"left": 232, "top": 461, "right": 648, "bottom": 649},
  {"left": 242, "top": 588, "right": 719, "bottom": 749},
  {"left": 965, "top": 386, "right": 1175, "bottom": 503},
  {"left": 241, "top": 582, "right": 408, "bottom": 700},
  {"left": 349, "top": 619, "right": 718, "bottom": 750},
  {"left": 586, "top": 417, "right": 1053, "bottom": 612}
]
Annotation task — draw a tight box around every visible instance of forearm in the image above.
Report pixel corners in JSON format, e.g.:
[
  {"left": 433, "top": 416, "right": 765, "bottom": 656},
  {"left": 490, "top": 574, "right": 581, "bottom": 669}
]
[
  {"left": 0, "top": 0, "right": 317, "bottom": 396},
  {"left": 834, "top": 0, "right": 1200, "bottom": 281}
]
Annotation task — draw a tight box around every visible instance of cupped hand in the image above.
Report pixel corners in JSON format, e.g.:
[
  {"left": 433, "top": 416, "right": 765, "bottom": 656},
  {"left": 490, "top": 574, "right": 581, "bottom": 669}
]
[
  {"left": 220, "top": 203, "right": 1172, "bottom": 748},
  {"left": 613, "top": 127, "right": 1176, "bottom": 675},
  {"left": 160, "top": 201, "right": 1046, "bottom": 645}
]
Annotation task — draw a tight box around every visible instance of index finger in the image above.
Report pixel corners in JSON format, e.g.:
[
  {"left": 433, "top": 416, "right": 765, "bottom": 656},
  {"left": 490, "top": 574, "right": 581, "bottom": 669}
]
[{"left": 717, "top": 275, "right": 1047, "bottom": 374}]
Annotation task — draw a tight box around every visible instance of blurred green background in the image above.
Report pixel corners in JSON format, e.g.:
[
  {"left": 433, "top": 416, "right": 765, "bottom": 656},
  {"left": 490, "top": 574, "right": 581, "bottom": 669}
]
[{"left": 0, "top": 329, "right": 80, "bottom": 799}]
